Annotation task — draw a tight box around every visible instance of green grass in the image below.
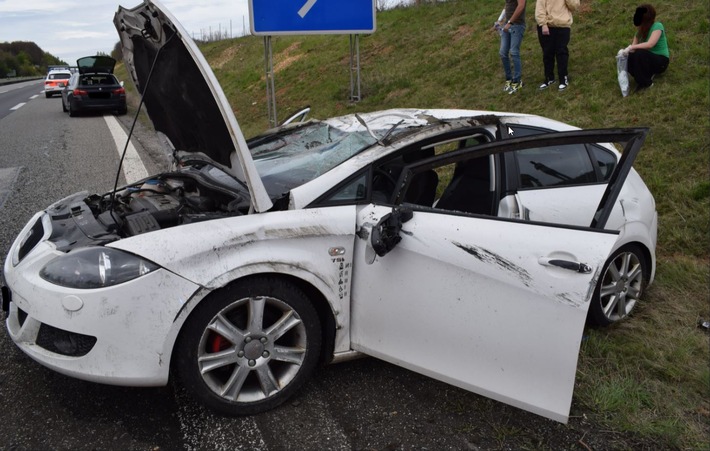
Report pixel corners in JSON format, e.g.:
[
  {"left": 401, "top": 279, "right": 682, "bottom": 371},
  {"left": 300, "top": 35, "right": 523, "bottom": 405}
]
[{"left": 121, "top": 0, "right": 710, "bottom": 447}]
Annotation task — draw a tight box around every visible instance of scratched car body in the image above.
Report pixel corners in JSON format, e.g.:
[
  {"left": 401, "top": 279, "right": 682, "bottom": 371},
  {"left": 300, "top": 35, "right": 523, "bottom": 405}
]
[{"left": 2, "top": 0, "right": 656, "bottom": 423}]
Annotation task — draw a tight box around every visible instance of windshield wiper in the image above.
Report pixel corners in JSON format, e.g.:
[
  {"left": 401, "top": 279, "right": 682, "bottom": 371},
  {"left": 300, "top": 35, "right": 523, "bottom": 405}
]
[{"left": 355, "top": 114, "right": 404, "bottom": 146}]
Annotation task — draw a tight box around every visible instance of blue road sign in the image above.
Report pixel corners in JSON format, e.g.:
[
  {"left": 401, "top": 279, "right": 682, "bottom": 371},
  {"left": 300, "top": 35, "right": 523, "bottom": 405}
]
[{"left": 249, "top": 0, "right": 376, "bottom": 35}]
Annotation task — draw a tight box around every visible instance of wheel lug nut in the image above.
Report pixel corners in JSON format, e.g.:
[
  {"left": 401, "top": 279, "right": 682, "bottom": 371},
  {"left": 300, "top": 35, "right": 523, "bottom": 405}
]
[
  {"left": 237, "top": 351, "right": 245, "bottom": 357},
  {"left": 262, "top": 351, "right": 270, "bottom": 358},
  {"left": 245, "top": 337, "right": 252, "bottom": 343},
  {"left": 248, "top": 359, "right": 256, "bottom": 367},
  {"left": 260, "top": 337, "right": 267, "bottom": 344}
]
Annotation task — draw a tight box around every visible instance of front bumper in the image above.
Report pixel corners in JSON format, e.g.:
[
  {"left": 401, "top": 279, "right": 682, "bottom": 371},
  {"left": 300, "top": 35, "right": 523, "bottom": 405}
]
[{"left": 4, "top": 213, "right": 201, "bottom": 386}]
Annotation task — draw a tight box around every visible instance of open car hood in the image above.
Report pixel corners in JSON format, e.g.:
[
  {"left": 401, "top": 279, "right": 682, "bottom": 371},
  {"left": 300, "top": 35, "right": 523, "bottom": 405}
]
[
  {"left": 113, "top": 0, "right": 272, "bottom": 212},
  {"left": 77, "top": 56, "right": 117, "bottom": 74}
]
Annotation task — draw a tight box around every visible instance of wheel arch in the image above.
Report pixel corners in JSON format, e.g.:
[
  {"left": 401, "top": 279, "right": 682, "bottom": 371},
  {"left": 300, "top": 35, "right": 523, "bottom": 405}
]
[
  {"left": 612, "top": 218, "right": 657, "bottom": 285},
  {"left": 168, "top": 270, "right": 338, "bottom": 376}
]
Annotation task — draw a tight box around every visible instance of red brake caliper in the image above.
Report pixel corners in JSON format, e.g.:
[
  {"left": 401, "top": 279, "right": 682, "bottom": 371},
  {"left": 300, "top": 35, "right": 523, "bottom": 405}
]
[{"left": 210, "top": 334, "right": 229, "bottom": 353}]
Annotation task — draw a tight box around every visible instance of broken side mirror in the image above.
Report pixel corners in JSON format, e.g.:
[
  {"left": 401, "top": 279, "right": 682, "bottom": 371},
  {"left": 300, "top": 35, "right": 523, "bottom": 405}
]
[{"left": 370, "top": 206, "right": 413, "bottom": 257}]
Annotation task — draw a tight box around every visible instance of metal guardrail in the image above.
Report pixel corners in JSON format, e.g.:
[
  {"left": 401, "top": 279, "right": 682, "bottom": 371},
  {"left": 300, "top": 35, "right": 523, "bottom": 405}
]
[{"left": 0, "top": 77, "right": 43, "bottom": 86}]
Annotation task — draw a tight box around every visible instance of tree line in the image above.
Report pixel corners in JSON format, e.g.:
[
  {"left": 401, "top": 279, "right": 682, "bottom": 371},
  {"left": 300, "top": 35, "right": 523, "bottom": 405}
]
[{"left": 0, "top": 41, "right": 67, "bottom": 77}]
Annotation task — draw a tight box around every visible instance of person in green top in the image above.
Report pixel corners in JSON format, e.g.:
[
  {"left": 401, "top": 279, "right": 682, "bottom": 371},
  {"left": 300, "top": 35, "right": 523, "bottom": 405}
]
[{"left": 624, "top": 4, "right": 669, "bottom": 91}]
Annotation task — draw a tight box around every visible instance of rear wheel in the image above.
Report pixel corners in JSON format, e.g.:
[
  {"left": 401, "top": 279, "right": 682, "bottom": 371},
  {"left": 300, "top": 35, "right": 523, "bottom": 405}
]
[
  {"left": 61, "top": 99, "right": 67, "bottom": 112},
  {"left": 45, "top": 92, "right": 51, "bottom": 98},
  {"left": 589, "top": 244, "right": 649, "bottom": 326},
  {"left": 174, "top": 277, "right": 321, "bottom": 415},
  {"left": 69, "top": 102, "right": 77, "bottom": 117}
]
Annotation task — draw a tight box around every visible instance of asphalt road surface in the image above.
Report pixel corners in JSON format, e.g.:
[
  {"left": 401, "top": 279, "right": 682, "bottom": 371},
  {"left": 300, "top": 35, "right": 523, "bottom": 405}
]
[{"left": 0, "top": 87, "right": 651, "bottom": 450}]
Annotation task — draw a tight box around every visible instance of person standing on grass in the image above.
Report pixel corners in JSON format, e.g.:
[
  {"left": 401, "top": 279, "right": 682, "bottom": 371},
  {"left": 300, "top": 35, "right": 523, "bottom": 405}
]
[
  {"left": 623, "top": 4, "right": 669, "bottom": 91},
  {"left": 497, "top": 0, "right": 527, "bottom": 95},
  {"left": 535, "top": 0, "right": 579, "bottom": 91}
]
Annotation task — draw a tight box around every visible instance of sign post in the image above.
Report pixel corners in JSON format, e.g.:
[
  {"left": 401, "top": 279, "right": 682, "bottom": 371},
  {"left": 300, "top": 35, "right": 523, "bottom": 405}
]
[{"left": 249, "top": 0, "right": 376, "bottom": 125}]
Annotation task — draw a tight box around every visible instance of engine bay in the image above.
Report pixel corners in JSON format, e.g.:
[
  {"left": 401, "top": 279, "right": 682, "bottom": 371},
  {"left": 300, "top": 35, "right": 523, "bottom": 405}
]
[{"left": 46, "top": 166, "right": 251, "bottom": 251}]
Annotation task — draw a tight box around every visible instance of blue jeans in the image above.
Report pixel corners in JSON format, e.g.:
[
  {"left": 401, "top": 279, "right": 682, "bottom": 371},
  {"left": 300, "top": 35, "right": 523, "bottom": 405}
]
[{"left": 500, "top": 24, "right": 525, "bottom": 83}]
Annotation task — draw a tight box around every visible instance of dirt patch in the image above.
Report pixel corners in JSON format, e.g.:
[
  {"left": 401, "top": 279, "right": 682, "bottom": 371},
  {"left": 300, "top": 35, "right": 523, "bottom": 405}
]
[
  {"left": 274, "top": 42, "right": 304, "bottom": 74},
  {"left": 451, "top": 24, "right": 474, "bottom": 43},
  {"left": 578, "top": 2, "right": 593, "bottom": 15},
  {"left": 212, "top": 45, "right": 241, "bottom": 70}
]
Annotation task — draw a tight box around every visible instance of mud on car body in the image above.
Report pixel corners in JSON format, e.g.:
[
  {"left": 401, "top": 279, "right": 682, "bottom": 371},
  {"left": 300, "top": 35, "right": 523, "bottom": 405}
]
[{"left": 2, "top": 0, "right": 656, "bottom": 423}]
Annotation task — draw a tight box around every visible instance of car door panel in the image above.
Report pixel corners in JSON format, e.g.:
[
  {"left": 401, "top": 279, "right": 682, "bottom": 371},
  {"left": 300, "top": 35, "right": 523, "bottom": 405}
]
[
  {"left": 351, "top": 205, "right": 618, "bottom": 423},
  {"left": 349, "top": 129, "right": 647, "bottom": 423},
  {"left": 504, "top": 185, "right": 625, "bottom": 227}
]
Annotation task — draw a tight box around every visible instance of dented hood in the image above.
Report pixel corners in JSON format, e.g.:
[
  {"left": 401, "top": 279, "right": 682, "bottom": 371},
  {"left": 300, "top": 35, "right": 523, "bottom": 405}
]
[{"left": 113, "top": 0, "right": 272, "bottom": 212}]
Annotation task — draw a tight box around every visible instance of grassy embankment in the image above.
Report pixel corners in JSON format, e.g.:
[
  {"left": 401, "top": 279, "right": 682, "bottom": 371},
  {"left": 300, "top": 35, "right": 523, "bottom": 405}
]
[{"left": 120, "top": 0, "right": 709, "bottom": 447}]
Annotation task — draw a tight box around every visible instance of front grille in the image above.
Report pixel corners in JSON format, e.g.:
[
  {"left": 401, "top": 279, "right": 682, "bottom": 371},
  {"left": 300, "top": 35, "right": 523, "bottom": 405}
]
[
  {"left": 17, "top": 218, "right": 44, "bottom": 263},
  {"left": 1, "top": 286, "right": 11, "bottom": 314},
  {"left": 36, "top": 323, "right": 97, "bottom": 357},
  {"left": 17, "top": 307, "right": 27, "bottom": 327}
]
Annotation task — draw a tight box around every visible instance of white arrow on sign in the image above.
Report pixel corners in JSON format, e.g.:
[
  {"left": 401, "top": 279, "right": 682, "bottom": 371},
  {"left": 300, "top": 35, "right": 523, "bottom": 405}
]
[{"left": 298, "top": 0, "right": 318, "bottom": 18}]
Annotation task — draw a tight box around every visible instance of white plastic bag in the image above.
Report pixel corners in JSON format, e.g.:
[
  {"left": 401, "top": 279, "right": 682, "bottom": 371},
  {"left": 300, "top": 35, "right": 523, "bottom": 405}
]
[{"left": 616, "top": 49, "right": 630, "bottom": 97}]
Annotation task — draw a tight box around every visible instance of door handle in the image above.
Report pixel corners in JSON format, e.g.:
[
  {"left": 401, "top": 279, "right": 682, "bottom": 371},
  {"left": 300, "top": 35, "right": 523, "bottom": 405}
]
[{"left": 538, "top": 258, "right": 592, "bottom": 274}]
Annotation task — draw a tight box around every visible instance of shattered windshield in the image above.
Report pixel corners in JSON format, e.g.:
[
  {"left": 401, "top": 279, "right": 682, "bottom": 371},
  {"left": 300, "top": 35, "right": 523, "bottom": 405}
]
[{"left": 250, "top": 122, "right": 378, "bottom": 196}]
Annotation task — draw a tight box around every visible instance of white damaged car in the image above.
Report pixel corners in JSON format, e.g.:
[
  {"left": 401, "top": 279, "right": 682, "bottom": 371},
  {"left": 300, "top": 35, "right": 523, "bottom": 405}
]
[{"left": 2, "top": 0, "right": 656, "bottom": 423}]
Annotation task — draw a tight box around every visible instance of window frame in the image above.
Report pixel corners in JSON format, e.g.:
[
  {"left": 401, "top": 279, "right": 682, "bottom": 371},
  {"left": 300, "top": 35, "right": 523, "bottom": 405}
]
[{"left": 502, "top": 124, "right": 619, "bottom": 192}]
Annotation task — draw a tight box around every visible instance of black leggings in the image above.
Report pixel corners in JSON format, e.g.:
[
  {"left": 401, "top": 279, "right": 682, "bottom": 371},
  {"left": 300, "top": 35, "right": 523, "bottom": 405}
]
[{"left": 628, "top": 50, "right": 669, "bottom": 88}]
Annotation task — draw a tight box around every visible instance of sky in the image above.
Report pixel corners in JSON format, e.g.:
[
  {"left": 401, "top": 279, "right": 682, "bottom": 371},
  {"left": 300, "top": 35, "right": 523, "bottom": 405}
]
[
  {"left": 0, "top": 0, "right": 255, "bottom": 65},
  {"left": 0, "top": 0, "right": 412, "bottom": 67}
]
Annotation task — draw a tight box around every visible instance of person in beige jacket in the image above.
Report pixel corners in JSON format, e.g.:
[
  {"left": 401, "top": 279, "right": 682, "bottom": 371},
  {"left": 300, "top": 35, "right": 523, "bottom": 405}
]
[{"left": 535, "top": 0, "right": 579, "bottom": 90}]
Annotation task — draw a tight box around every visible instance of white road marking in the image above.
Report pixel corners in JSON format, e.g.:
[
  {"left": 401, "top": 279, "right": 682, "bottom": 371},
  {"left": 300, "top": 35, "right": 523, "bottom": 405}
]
[
  {"left": 10, "top": 103, "right": 25, "bottom": 110},
  {"left": 298, "top": 0, "right": 318, "bottom": 18},
  {"left": 103, "top": 115, "right": 149, "bottom": 183},
  {"left": 29, "top": 94, "right": 39, "bottom": 99},
  {"left": 0, "top": 167, "right": 22, "bottom": 210}
]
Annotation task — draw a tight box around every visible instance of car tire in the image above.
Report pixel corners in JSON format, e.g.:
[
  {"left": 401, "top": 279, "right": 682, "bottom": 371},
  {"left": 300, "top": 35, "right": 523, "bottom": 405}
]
[
  {"left": 45, "top": 93, "right": 51, "bottom": 98},
  {"left": 118, "top": 106, "right": 127, "bottom": 115},
  {"left": 62, "top": 100, "right": 68, "bottom": 112},
  {"left": 174, "top": 277, "right": 321, "bottom": 415},
  {"left": 588, "top": 244, "right": 649, "bottom": 327},
  {"left": 69, "top": 103, "right": 77, "bottom": 117}
]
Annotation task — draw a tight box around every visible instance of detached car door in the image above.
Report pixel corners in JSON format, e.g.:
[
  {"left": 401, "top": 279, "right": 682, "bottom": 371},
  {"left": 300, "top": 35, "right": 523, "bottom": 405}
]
[{"left": 349, "top": 129, "right": 647, "bottom": 423}]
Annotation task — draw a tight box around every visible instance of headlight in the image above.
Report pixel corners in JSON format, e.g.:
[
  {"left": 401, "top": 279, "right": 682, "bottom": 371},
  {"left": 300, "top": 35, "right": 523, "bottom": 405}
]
[{"left": 40, "top": 247, "right": 160, "bottom": 289}]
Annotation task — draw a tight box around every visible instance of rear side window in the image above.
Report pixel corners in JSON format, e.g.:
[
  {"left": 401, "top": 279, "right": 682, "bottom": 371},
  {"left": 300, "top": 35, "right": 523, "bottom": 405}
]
[
  {"left": 506, "top": 125, "right": 617, "bottom": 189},
  {"left": 589, "top": 145, "right": 616, "bottom": 181}
]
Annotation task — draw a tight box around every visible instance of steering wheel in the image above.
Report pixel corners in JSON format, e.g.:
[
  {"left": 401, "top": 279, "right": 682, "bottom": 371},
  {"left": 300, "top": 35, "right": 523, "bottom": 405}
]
[{"left": 372, "top": 168, "right": 398, "bottom": 193}]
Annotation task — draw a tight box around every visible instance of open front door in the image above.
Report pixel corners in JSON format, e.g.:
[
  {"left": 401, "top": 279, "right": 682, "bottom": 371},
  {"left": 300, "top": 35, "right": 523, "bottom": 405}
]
[{"left": 349, "top": 129, "right": 647, "bottom": 422}]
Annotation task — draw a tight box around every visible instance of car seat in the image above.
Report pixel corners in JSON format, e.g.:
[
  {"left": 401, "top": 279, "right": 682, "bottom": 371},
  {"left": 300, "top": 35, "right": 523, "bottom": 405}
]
[{"left": 436, "top": 157, "right": 492, "bottom": 215}]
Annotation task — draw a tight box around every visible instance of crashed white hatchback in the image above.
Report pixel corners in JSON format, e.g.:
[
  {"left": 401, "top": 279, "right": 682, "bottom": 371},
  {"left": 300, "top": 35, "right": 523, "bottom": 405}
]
[{"left": 2, "top": 0, "right": 656, "bottom": 423}]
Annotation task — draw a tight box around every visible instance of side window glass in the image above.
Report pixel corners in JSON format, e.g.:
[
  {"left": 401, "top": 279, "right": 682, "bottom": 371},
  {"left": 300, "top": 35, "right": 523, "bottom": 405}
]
[
  {"left": 589, "top": 145, "right": 617, "bottom": 181},
  {"left": 515, "top": 145, "right": 595, "bottom": 189},
  {"left": 321, "top": 173, "right": 368, "bottom": 205},
  {"left": 402, "top": 154, "right": 493, "bottom": 216}
]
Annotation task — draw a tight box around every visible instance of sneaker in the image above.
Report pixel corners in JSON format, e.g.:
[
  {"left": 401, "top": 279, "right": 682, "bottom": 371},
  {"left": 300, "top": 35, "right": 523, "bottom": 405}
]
[
  {"left": 539, "top": 79, "right": 556, "bottom": 90},
  {"left": 503, "top": 80, "right": 512, "bottom": 92},
  {"left": 508, "top": 81, "right": 523, "bottom": 94},
  {"left": 558, "top": 76, "right": 569, "bottom": 90},
  {"left": 634, "top": 82, "right": 653, "bottom": 93}
]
